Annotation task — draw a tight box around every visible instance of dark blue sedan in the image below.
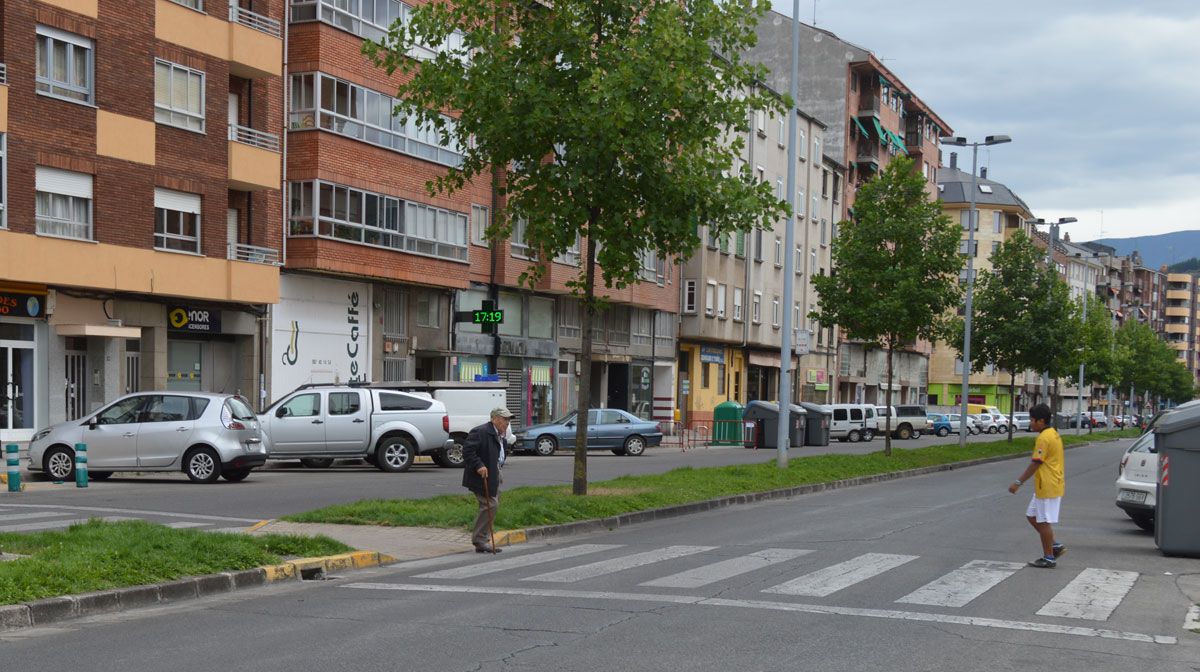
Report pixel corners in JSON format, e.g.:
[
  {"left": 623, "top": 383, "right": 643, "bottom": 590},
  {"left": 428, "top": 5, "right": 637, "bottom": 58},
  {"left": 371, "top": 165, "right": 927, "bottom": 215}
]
[{"left": 516, "top": 409, "right": 663, "bottom": 456}]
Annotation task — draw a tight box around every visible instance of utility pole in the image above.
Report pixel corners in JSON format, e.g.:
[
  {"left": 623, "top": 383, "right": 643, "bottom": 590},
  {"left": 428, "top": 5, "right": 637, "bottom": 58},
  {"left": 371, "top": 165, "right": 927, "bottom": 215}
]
[{"left": 776, "top": 0, "right": 802, "bottom": 468}]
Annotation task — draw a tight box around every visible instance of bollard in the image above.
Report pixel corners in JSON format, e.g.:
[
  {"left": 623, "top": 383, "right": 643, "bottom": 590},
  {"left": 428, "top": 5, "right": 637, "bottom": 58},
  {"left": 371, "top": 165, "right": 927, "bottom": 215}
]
[
  {"left": 5, "top": 444, "right": 20, "bottom": 493},
  {"left": 74, "top": 442, "right": 88, "bottom": 488}
]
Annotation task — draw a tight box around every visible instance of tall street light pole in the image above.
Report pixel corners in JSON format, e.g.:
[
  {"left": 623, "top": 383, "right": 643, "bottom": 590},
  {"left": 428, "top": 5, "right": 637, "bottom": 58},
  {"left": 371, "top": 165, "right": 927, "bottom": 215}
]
[
  {"left": 940, "top": 135, "right": 1011, "bottom": 449},
  {"left": 776, "top": 0, "right": 803, "bottom": 468}
]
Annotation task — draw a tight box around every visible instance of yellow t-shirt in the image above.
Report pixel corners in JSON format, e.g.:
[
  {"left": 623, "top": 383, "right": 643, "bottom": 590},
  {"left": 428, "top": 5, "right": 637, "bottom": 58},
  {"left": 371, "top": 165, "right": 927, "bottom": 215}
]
[{"left": 1032, "top": 427, "right": 1064, "bottom": 499}]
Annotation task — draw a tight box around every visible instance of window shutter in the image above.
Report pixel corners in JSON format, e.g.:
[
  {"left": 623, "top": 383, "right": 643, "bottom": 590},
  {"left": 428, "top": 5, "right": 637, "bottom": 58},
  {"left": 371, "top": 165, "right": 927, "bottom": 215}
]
[
  {"left": 36, "top": 167, "right": 93, "bottom": 199},
  {"left": 154, "top": 188, "right": 201, "bottom": 214}
]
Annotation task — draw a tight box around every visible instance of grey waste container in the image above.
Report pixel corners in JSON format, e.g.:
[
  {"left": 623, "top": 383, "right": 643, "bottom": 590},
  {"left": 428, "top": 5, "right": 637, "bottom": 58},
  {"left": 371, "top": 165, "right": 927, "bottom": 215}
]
[
  {"left": 800, "top": 402, "right": 831, "bottom": 446},
  {"left": 787, "top": 404, "right": 807, "bottom": 448},
  {"left": 1153, "top": 405, "right": 1200, "bottom": 557},
  {"left": 743, "top": 401, "right": 804, "bottom": 449}
]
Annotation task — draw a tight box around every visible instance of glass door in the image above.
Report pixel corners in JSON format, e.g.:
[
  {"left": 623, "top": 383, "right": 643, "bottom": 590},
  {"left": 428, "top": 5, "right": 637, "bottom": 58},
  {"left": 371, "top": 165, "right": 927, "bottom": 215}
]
[{"left": 1, "top": 343, "right": 37, "bottom": 440}]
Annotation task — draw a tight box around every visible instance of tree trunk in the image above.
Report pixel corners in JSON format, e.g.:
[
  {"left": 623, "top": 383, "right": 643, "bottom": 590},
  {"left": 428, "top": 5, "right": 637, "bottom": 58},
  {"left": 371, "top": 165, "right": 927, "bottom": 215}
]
[
  {"left": 1007, "top": 371, "right": 1016, "bottom": 443},
  {"left": 884, "top": 343, "right": 893, "bottom": 457},
  {"left": 572, "top": 213, "right": 600, "bottom": 496}
]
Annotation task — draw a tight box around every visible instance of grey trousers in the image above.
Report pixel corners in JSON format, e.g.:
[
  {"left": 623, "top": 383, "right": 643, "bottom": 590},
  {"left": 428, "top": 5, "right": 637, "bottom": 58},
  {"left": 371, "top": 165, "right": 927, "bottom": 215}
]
[{"left": 472, "top": 492, "right": 498, "bottom": 549}]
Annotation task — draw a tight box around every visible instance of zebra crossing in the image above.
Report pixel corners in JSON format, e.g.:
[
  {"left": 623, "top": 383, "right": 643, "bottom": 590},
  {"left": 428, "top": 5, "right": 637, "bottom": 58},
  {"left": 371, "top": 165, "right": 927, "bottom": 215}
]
[
  {"left": 0, "top": 505, "right": 259, "bottom": 534},
  {"left": 350, "top": 542, "right": 1182, "bottom": 645}
]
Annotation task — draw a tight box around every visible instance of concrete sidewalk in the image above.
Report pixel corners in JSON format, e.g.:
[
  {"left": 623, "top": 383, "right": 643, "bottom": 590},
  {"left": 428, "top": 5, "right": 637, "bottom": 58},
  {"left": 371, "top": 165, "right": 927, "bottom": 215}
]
[{"left": 248, "top": 520, "right": 477, "bottom": 561}]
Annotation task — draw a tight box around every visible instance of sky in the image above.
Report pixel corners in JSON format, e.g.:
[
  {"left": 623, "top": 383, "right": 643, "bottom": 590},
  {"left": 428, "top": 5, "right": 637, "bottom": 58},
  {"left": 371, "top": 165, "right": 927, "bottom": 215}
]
[{"left": 766, "top": 0, "right": 1200, "bottom": 243}]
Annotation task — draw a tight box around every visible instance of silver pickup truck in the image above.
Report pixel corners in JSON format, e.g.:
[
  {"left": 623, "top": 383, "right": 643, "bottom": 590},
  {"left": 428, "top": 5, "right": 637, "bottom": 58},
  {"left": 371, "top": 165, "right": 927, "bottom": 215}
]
[{"left": 260, "top": 385, "right": 454, "bottom": 472}]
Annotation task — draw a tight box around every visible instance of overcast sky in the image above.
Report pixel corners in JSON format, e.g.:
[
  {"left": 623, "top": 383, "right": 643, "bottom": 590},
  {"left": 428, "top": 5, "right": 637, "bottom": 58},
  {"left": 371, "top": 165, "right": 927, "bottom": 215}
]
[{"left": 767, "top": 0, "right": 1199, "bottom": 243}]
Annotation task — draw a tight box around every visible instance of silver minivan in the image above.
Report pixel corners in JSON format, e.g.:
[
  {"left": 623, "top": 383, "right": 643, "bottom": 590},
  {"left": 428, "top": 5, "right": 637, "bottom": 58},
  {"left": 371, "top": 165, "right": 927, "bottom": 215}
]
[{"left": 28, "top": 392, "right": 265, "bottom": 483}]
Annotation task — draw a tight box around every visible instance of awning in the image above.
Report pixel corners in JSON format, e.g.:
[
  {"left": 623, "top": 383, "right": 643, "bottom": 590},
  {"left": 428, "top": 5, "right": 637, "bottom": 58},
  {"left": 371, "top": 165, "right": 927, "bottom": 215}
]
[
  {"left": 747, "top": 352, "right": 800, "bottom": 369},
  {"left": 871, "top": 118, "right": 887, "bottom": 146},
  {"left": 530, "top": 364, "right": 552, "bottom": 386},
  {"left": 55, "top": 324, "right": 143, "bottom": 338},
  {"left": 890, "top": 131, "right": 908, "bottom": 154},
  {"left": 458, "top": 361, "right": 485, "bottom": 382},
  {"left": 851, "top": 117, "right": 871, "bottom": 139}
]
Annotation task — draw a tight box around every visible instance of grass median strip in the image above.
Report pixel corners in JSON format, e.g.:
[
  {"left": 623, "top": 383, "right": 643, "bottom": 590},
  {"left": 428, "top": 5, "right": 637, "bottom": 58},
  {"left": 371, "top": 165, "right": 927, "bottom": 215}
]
[
  {"left": 0, "top": 519, "right": 351, "bottom": 605},
  {"left": 284, "top": 430, "right": 1140, "bottom": 531}
]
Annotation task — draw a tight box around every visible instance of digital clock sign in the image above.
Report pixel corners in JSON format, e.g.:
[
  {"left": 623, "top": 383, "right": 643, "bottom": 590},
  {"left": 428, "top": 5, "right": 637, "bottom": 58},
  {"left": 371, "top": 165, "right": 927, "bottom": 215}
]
[{"left": 472, "top": 310, "right": 504, "bottom": 325}]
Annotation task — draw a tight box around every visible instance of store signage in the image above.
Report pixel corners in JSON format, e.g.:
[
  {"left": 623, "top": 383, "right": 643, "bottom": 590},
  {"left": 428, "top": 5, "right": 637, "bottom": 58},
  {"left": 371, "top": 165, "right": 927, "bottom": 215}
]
[
  {"left": 700, "top": 346, "right": 725, "bottom": 364},
  {"left": 168, "top": 306, "right": 221, "bottom": 333},
  {"left": 0, "top": 292, "right": 44, "bottom": 318},
  {"left": 272, "top": 276, "right": 372, "bottom": 395}
]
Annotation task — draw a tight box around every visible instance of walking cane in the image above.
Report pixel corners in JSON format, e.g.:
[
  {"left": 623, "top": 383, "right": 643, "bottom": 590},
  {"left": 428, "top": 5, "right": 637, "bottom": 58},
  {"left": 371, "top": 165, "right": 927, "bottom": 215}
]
[{"left": 482, "top": 469, "right": 498, "bottom": 554}]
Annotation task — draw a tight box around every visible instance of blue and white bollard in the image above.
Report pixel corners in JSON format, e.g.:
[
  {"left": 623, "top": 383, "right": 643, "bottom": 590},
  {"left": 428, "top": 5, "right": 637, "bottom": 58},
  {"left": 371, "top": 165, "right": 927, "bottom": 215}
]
[
  {"left": 5, "top": 444, "right": 20, "bottom": 493},
  {"left": 74, "top": 442, "right": 88, "bottom": 488}
]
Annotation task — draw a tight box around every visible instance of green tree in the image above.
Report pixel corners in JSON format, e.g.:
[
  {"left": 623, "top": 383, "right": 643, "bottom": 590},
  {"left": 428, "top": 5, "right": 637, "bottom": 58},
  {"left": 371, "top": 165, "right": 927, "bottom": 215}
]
[
  {"left": 811, "top": 156, "right": 963, "bottom": 455},
  {"left": 365, "top": 0, "right": 787, "bottom": 494}
]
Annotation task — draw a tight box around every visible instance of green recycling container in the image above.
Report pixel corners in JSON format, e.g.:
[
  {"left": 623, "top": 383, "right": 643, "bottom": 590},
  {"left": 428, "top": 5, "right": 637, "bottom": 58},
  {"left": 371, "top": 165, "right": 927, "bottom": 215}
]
[{"left": 712, "top": 400, "right": 745, "bottom": 445}]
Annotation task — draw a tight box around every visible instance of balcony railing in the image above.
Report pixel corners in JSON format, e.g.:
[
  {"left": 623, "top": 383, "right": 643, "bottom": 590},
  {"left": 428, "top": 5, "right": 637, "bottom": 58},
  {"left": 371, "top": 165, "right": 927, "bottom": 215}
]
[
  {"left": 0, "top": 63, "right": 7, "bottom": 85},
  {"left": 857, "top": 96, "right": 880, "bottom": 116},
  {"left": 230, "top": 5, "right": 282, "bottom": 38},
  {"left": 229, "top": 123, "right": 281, "bottom": 152},
  {"left": 228, "top": 242, "right": 281, "bottom": 265}
]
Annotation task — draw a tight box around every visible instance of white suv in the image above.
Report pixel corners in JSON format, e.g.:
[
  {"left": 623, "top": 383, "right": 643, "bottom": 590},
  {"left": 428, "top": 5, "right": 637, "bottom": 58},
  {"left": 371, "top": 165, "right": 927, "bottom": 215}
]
[{"left": 1115, "top": 431, "right": 1157, "bottom": 531}]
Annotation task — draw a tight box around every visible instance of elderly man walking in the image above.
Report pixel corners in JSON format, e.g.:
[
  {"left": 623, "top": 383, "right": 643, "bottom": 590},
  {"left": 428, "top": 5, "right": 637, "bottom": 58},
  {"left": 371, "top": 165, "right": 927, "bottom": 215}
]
[{"left": 462, "top": 407, "right": 512, "bottom": 553}]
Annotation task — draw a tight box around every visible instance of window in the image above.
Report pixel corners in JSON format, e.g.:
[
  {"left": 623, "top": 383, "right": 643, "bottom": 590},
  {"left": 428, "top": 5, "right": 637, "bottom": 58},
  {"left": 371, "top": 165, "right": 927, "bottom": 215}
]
[
  {"left": 959, "top": 240, "right": 979, "bottom": 256},
  {"left": 992, "top": 211, "right": 1002, "bottom": 234},
  {"left": 735, "top": 231, "right": 745, "bottom": 257},
  {"left": 416, "top": 292, "right": 442, "bottom": 327},
  {"left": 378, "top": 392, "right": 432, "bottom": 411},
  {"left": 774, "top": 237, "right": 782, "bottom": 266},
  {"left": 705, "top": 281, "right": 716, "bottom": 316},
  {"left": 716, "top": 363, "right": 725, "bottom": 395},
  {"left": 960, "top": 210, "right": 977, "bottom": 230},
  {"left": 0, "top": 134, "right": 5, "bottom": 229},
  {"left": 97, "top": 397, "right": 144, "bottom": 425},
  {"left": 752, "top": 292, "right": 762, "bottom": 323},
  {"left": 954, "top": 359, "right": 964, "bottom": 375},
  {"left": 717, "top": 284, "right": 727, "bottom": 319},
  {"left": 631, "top": 308, "right": 653, "bottom": 345},
  {"left": 797, "top": 189, "right": 805, "bottom": 216},
  {"left": 798, "top": 129, "right": 807, "bottom": 159},
  {"left": 820, "top": 219, "right": 828, "bottom": 246},
  {"left": 706, "top": 225, "right": 719, "bottom": 249},
  {"left": 754, "top": 229, "right": 763, "bottom": 262},
  {"left": 775, "top": 176, "right": 784, "bottom": 200},
  {"left": 733, "top": 288, "right": 743, "bottom": 321},
  {"left": 328, "top": 392, "right": 362, "bottom": 415},
  {"left": 978, "top": 184, "right": 993, "bottom": 194},
  {"left": 793, "top": 302, "right": 802, "bottom": 332},
  {"left": 511, "top": 217, "right": 531, "bottom": 257},
  {"left": 291, "top": 0, "right": 467, "bottom": 61},
  {"left": 812, "top": 195, "right": 819, "bottom": 220},
  {"left": 702, "top": 362, "right": 711, "bottom": 388},
  {"left": 36, "top": 26, "right": 93, "bottom": 104},
  {"left": 559, "top": 298, "right": 581, "bottom": 337},
  {"left": 813, "top": 138, "right": 821, "bottom": 162},
  {"left": 530, "top": 297, "right": 554, "bottom": 339},
  {"left": 772, "top": 297, "right": 780, "bottom": 327},
  {"left": 170, "top": 0, "right": 203, "bottom": 9},
  {"left": 471, "top": 204, "right": 490, "bottom": 246},
  {"left": 154, "top": 60, "right": 205, "bottom": 132},
  {"left": 683, "top": 280, "right": 697, "bottom": 314},
  {"left": 795, "top": 246, "right": 803, "bottom": 274},
  {"left": 821, "top": 170, "right": 829, "bottom": 198},
  {"left": 991, "top": 241, "right": 1001, "bottom": 257},
  {"left": 556, "top": 232, "right": 582, "bottom": 266},
  {"left": 280, "top": 394, "right": 320, "bottom": 417},
  {"left": 140, "top": 395, "right": 199, "bottom": 422},
  {"left": 755, "top": 109, "right": 766, "bottom": 135},
  {"left": 777, "top": 115, "right": 786, "bottom": 147},
  {"left": 832, "top": 174, "right": 841, "bottom": 203},
  {"left": 154, "top": 188, "right": 202, "bottom": 254},
  {"left": 35, "top": 167, "right": 92, "bottom": 240}
]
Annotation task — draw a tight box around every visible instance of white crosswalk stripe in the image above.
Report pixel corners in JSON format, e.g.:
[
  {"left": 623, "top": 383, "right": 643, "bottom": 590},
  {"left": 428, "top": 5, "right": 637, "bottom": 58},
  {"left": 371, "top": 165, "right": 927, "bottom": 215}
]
[
  {"left": 763, "top": 553, "right": 919, "bottom": 597},
  {"left": 416, "top": 544, "right": 624, "bottom": 580},
  {"left": 640, "top": 548, "right": 813, "bottom": 589},
  {"left": 897, "top": 560, "right": 1025, "bottom": 608},
  {"left": 165, "top": 522, "right": 212, "bottom": 529},
  {"left": 524, "top": 545, "right": 716, "bottom": 583},
  {"left": 0, "top": 511, "right": 73, "bottom": 522},
  {"left": 0, "top": 518, "right": 89, "bottom": 532},
  {"left": 1037, "top": 568, "right": 1140, "bottom": 621}
]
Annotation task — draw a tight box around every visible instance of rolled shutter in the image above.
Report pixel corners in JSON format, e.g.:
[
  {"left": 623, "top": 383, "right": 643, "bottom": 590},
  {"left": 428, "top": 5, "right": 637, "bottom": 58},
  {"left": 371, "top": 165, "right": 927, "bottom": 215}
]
[
  {"left": 36, "top": 167, "right": 93, "bottom": 199},
  {"left": 154, "top": 188, "right": 201, "bottom": 214}
]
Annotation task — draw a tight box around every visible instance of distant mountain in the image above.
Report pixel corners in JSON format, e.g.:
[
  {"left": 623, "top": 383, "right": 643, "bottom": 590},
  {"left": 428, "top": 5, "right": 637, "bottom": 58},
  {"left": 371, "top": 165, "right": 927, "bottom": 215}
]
[
  {"left": 1169, "top": 257, "right": 1200, "bottom": 273},
  {"left": 1085, "top": 230, "right": 1200, "bottom": 270}
]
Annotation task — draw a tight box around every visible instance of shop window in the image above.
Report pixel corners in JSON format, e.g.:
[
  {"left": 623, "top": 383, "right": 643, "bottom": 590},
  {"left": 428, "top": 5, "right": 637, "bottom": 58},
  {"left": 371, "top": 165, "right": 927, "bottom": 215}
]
[{"left": 499, "top": 292, "right": 523, "bottom": 337}]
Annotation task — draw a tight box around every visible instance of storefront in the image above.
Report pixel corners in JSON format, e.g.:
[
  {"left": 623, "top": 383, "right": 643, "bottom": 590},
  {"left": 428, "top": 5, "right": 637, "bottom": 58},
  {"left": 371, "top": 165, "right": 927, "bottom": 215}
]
[
  {"left": 271, "top": 274, "right": 373, "bottom": 399},
  {"left": 0, "top": 286, "right": 50, "bottom": 443},
  {"left": 166, "top": 304, "right": 258, "bottom": 400}
]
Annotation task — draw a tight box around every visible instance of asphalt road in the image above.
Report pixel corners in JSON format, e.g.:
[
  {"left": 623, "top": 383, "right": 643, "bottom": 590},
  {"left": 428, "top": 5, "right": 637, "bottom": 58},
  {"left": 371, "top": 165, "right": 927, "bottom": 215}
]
[{"left": 3, "top": 436, "right": 1196, "bottom": 671}]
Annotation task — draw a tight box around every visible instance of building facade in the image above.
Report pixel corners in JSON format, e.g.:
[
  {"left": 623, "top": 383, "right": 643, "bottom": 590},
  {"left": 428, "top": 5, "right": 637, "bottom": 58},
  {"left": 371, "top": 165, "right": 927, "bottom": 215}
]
[
  {"left": 1, "top": 0, "right": 284, "bottom": 443},
  {"left": 1165, "top": 273, "right": 1199, "bottom": 389}
]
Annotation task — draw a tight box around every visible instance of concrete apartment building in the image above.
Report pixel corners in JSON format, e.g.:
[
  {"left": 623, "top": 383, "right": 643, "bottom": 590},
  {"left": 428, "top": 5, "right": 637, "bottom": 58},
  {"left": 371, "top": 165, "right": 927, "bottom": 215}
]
[
  {"left": 676, "top": 86, "right": 840, "bottom": 425},
  {"left": 747, "top": 12, "right": 953, "bottom": 406},
  {"left": 1165, "top": 273, "right": 1198, "bottom": 388},
  {"left": 0, "top": 0, "right": 284, "bottom": 442},
  {"left": 280, "top": 0, "right": 678, "bottom": 428},
  {"left": 926, "top": 159, "right": 1033, "bottom": 413}
]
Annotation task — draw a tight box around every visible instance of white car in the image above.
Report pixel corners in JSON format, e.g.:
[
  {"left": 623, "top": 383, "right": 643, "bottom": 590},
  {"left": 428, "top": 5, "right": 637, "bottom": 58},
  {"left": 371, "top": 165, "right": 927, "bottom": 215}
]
[
  {"left": 987, "top": 412, "right": 1010, "bottom": 433},
  {"left": 1012, "top": 412, "right": 1031, "bottom": 431},
  {"left": 1115, "top": 431, "right": 1157, "bottom": 531},
  {"left": 967, "top": 414, "right": 992, "bottom": 435}
]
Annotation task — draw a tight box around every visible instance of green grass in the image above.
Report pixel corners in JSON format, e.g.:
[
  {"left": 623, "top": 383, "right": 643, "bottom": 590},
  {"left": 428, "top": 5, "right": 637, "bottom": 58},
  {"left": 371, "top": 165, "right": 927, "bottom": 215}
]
[
  {"left": 0, "top": 519, "right": 351, "bottom": 605},
  {"left": 284, "top": 429, "right": 1141, "bottom": 531}
]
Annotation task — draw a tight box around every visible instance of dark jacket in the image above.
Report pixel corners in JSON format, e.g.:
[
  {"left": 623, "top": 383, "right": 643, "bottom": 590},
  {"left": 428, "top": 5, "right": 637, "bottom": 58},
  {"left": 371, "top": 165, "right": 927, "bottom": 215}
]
[{"left": 462, "top": 420, "right": 503, "bottom": 497}]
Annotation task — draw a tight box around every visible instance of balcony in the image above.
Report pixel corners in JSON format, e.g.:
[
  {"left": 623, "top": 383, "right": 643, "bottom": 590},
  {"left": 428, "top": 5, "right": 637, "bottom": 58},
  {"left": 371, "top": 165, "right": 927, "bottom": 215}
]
[
  {"left": 227, "top": 242, "right": 281, "bottom": 266},
  {"left": 230, "top": 5, "right": 281, "bottom": 38},
  {"left": 1166, "top": 305, "right": 1192, "bottom": 317},
  {"left": 1167, "top": 289, "right": 1191, "bottom": 301},
  {"left": 1165, "top": 323, "right": 1189, "bottom": 335},
  {"left": 856, "top": 95, "right": 881, "bottom": 119},
  {"left": 155, "top": 0, "right": 282, "bottom": 81},
  {"left": 228, "top": 124, "right": 281, "bottom": 191}
]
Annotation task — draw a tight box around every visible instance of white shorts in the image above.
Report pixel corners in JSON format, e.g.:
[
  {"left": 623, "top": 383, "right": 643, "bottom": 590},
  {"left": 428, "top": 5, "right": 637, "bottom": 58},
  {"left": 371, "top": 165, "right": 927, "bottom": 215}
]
[{"left": 1026, "top": 495, "right": 1062, "bottom": 523}]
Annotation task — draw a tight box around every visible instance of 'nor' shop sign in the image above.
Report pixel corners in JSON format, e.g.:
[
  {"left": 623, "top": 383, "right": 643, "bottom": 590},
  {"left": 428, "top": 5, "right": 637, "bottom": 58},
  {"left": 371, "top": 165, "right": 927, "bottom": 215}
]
[{"left": 169, "top": 307, "right": 221, "bottom": 333}]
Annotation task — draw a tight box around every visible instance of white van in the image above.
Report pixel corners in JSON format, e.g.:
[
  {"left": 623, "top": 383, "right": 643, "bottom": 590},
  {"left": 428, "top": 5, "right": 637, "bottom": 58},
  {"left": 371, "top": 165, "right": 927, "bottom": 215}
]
[{"left": 827, "top": 404, "right": 878, "bottom": 442}]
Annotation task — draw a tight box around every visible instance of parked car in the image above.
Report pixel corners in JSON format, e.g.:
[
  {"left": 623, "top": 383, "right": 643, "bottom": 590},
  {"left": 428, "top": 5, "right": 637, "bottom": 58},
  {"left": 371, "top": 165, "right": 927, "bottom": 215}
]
[
  {"left": 875, "top": 405, "right": 929, "bottom": 440},
  {"left": 1056, "top": 412, "right": 1091, "bottom": 429},
  {"left": 1115, "top": 430, "right": 1158, "bottom": 531},
  {"left": 515, "top": 408, "right": 663, "bottom": 456},
  {"left": 966, "top": 414, "right": 990, "bottom": 435},
  {"left": 828, "top": 404, "right": 877, "bottom": 442},
  {"left": 1088, "top": 411, "right": 1108, "bottom": 427},
  {"left": 363, "top": 381, "right": 507, "bottom": 468},
  {"left": 260, "top": 385, "right": 454, "bottom": 472},
  {"left": 28, "top": 392, "right": 265, "bottom": 483},
  {"left": 1012, "top": 412, "right": 1031, "bottom": 432},
  {"left": 928, "top": 414, "right": 960, "bottom": 437}
]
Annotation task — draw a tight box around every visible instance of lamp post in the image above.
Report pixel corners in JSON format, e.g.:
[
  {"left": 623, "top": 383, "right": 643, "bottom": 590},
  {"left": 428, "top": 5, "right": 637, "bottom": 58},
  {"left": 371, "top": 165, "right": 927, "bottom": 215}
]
[
  {"left": 941, "top": 135, "right": 1011, "bottom": 449},
  {"left": 775, "top": 0, "right": 803, "bottom": 468},
  {"left": 1029, "top": 216, "right": 1077, "bottom": 408}
]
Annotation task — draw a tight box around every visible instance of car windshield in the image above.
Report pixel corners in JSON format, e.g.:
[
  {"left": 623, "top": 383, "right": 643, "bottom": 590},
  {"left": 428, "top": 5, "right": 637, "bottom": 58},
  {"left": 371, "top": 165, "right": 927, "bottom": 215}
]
[{"left": 552, "top": 411, "right": 579, "bottom": 426}]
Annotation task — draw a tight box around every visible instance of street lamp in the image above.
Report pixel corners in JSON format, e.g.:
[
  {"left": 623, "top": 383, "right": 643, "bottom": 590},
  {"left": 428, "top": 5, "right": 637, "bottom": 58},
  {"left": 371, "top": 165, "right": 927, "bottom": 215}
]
[
  {"left": 1028, "top": 216, "right": 1077, "bottom": 408},
  {"left": 941, "top": 134, "right": 1011, "bottom": 449}
]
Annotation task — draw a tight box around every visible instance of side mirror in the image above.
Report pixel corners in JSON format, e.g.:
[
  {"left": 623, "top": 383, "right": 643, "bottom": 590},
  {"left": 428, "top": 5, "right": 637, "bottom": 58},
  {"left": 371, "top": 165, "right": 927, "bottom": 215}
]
[
  {"left": 276, "top": 406, "right": 290, "bottom": 418},
  {"left": 87, "top": 418, "right": 98, "bottom": 430},
  {"left": 565, "top": 421, "right": 575, "bottom": 428}
]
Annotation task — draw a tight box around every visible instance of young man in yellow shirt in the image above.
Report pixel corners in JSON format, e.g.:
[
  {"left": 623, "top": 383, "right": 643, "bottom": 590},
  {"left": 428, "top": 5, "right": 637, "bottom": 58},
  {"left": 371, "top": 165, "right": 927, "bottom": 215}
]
[{"left": 1008, "top": 403, "right": 1066, "bottom": 568}]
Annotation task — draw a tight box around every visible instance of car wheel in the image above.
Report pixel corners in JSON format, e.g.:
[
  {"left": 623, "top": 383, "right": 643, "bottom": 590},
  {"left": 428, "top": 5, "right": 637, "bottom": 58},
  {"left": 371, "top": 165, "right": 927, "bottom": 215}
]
[
  {"left": 533, "top": 435, "right": 558, "bottom": 457},
  {"left": 439, "top": 435, "right": 466, "bottom": 468},
  {"left": 221, "top": 468, "right": 251, "bottom": 482},
  {"left": 848, "top": 430, "right": 861, "bottom": 442},
  {"left": 936, "top": 427, "right": 949, "bottom": 437},
  {"left": 897, "top": 426, "right": 912, "bottom": 440},
  {"left": 912, "top": 429, "right": 922, "bottom": 439},
  {"left": 88, "top": 470, "right": 113, "bottom": 481},
  {"left": 862, "top": 429, "right": 875, "bottom": 442},
  {"left": 184, "top": 447, "right": 222, "bottom": 484},
  {"left": 376, "top": 436, "right": 414, "bottom": 473},
  {"left": 300, "top": 458, "right": 335, "bottom": 469},
  {"left": 1131, "top": 514, "right": 1155, "bottom": 532},
  {"left": 43, "top": 446, "right": 75, "bottom": 481},
  {"left": 623, "top": 435, "right": 646, "bottom": 456}
]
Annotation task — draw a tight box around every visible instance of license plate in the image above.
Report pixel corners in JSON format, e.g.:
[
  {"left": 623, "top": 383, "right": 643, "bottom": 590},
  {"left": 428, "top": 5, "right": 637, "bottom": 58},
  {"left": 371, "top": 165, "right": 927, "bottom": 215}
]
[{"left": 1118, "top": 490, "right": 1147, "bottom": 504}]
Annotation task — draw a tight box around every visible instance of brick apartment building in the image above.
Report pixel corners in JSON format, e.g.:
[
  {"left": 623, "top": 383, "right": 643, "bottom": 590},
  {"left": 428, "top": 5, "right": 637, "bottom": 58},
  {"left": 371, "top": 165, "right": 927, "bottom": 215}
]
[
  {"left": 277, "top": 1, "right": 678, "bottom": 428},
  {"left": 0, "top": 0, "right": 284, "bottom": 443}
]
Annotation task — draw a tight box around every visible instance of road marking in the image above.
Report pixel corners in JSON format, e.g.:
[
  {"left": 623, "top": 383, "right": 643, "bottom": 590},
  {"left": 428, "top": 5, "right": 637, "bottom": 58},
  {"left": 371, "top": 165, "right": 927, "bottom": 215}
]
[
  {"left": 1037, "top": 568, "right": 1139, "bottom": 621},
  {"left": 1185, "top": 605, "right": 1199, "bottom": 632},
  {"left": 764, "top": 553, "right": 919, "bottom": 597},
  {"left": 415, "top": 544, "right": 624, "bottom": 580},
  {"left": 0, "top": 511, "right": 74, "bottom": 522},
  {"left": 641, "top": 548, "right": 814, "bottom": 589},
  {"left": 165, "top": 522, "right": 212, "bottom": 529},
  {"left": 897, "top": 560, "right": 1025, "bottom": 608},
  {"left": 524, "top": 545, "right": 716, "bottom": 583},
  {"left": 340, "top": 582, "right": 1176, "bottom": 645},
  {"left": 0, "top": 503, "right": 260, "bottom": 523},
  {"left": 0, "top": 518, "right": 90, "bottom": 532}
]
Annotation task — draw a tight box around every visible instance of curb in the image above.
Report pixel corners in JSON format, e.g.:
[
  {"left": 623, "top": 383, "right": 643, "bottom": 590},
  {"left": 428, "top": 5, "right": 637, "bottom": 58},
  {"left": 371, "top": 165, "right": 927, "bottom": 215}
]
[{"left": 0, "top": 550, "right": 398, "bottom": 632}]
